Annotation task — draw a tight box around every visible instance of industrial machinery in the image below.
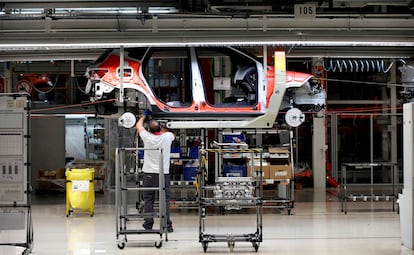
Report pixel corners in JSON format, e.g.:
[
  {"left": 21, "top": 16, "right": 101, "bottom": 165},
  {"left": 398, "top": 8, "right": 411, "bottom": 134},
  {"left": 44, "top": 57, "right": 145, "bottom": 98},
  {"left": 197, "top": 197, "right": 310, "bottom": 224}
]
[
  {"left": 0, "top": 93, "right": 33, "bottom": 255},
  {"left": 400, "top": 61, "right": 414, "bottom": 103}
]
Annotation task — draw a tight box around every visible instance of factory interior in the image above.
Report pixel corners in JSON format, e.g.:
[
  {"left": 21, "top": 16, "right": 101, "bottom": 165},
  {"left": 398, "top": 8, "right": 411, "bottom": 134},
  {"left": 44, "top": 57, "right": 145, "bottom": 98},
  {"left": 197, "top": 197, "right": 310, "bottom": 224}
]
[{"left": 1, "top": 1, "right": 414, "bottom": 254}]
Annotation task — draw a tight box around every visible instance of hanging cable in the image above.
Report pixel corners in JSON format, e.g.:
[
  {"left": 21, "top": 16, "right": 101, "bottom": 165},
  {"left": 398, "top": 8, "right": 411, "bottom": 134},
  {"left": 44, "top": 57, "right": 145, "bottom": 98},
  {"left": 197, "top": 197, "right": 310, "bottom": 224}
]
[
  {"left": 74, "top": 76, "right": 86, "bottom": 94},
  {"left": 323, "top": 58, "right": 393, "bottom": 73}
]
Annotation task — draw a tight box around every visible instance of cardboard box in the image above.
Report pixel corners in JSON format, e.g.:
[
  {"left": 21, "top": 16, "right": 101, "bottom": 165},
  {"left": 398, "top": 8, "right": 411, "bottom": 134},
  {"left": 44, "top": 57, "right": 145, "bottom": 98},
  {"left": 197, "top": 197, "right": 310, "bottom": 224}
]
[
  {"left": 38, "top": 168, "right": 65, "bottom": 179},
  {"left": 246, "top": 158, "right": 269, "bottom": 179},
  {"left": 247, "top": 165, "right": 269, "bottom": 179},
  {"left": 55, "top": 168, "right": 66, "bottom": 179},
  {"left": 269, "top": 164, "right": 292, "bottom": 180},
  {"left": 268, "top": 147, "right": 290, "bottom": 154}
]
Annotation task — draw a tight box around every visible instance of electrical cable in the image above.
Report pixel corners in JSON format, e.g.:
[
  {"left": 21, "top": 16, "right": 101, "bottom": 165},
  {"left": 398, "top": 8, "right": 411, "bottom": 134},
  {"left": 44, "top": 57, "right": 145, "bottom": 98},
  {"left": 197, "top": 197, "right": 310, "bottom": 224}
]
[
  {"left": 319, "top": 77, "right": 404, "bottom": 88},
  {"left": 30, "top": 98, "right": 116, "bottom": 113}
]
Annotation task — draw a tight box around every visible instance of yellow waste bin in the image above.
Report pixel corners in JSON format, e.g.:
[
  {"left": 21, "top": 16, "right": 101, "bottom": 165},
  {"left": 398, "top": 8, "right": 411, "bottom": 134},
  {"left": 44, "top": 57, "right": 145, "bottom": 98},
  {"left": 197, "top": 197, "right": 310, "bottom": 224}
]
[{"left": 65, "top": 168, "right": 95, "bottom": 217}]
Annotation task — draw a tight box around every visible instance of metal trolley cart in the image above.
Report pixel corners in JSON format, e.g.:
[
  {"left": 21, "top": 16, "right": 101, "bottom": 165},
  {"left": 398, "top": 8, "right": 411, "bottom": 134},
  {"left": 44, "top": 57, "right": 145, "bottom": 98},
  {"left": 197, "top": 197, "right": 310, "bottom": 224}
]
[
  {"left": 115, "top": 147, "right": 168, "bottom": 249},
  {"left": 340, "top": 162, "right": 398, "bottom": 214},
  {"left": 65, "top": 168, "right": 95, "bottom": 217},
  {"left": 0, "top": 93, "right": 33, "bottom": 255},
  {"left": 197, "top": 147, "right": 263, "bottom": 252}
]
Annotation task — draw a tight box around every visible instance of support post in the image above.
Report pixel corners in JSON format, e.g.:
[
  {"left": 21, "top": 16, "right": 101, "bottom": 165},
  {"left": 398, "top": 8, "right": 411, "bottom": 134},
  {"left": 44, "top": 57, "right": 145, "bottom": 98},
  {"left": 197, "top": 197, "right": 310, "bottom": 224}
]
[
  {"left": 119, "top": 46, "right": 125, "bottom": 103},
  {"left": 312, "top": 113, "right": 326, "bottom": 194},
  {"left": 4, "top": 62, "right": 12, "bottom": 92},
  {"left": 400, "top": 102, "right": 414, "bottom": 249}
]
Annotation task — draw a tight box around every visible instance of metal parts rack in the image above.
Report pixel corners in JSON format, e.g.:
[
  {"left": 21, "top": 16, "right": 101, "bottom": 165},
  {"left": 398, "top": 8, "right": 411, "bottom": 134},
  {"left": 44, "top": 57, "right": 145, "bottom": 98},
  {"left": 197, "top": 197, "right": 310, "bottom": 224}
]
[
  {"left": 115, "top": 147, "right": 168, "bottom": 249},
  {"left": 341, "top": 162, "right": 398, "bottom": 214},
  {"left": 0, "top": 93, "right": 33, "bottom": 255},
  {"left": 197, "top": 147, "right": 263, "bottom": 252},
  {"left": 259, "top": 147, "right": 295, "bottom": 215}
]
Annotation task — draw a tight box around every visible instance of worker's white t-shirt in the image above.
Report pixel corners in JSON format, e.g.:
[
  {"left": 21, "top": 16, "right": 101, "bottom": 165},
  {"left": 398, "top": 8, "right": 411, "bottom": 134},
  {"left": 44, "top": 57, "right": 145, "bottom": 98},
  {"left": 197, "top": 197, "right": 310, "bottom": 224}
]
[{"left": 138, "top": 128, "right": 175, "bottom": 174}]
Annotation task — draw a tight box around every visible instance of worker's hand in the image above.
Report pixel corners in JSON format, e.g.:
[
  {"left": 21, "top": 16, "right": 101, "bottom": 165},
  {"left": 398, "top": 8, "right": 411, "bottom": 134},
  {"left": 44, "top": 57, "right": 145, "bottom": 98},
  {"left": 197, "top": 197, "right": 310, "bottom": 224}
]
[{"left": 144, "top": 108, "right": 152, "bottom": 118}]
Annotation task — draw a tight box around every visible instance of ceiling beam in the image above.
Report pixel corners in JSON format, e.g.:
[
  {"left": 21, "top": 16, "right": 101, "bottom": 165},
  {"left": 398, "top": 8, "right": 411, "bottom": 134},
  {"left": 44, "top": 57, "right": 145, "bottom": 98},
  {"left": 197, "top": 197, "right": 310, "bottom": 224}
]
[
  {"left": 0, "top": 8, "right": 413, "bottom": 60},
  {"left": 0, "top": 16, "right": 413, "bottom": 47}
]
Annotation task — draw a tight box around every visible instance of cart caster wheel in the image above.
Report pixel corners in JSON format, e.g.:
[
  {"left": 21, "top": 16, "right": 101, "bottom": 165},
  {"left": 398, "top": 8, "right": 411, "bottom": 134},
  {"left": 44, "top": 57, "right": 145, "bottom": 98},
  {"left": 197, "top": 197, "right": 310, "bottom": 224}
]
[
  {"left": 228, "top": 241, "right": 235, "bottom": 252},
  {"left": 253, "top": 242, "right": 259, "bottom": 252},
  {"left": 155, "top": 240, "right": 163, "bottom": 249},
  {"left": 202, "top": 242, "right": 208, "bottom": 252},
  {"left": 219, "top": 206, "right": 225, "bottom": 215},
  {"left": 90, "top": 213, "right": 94, "bottom": 217},
  {"left": 117, "top": 242, "right": 125, "bottom": 249}
]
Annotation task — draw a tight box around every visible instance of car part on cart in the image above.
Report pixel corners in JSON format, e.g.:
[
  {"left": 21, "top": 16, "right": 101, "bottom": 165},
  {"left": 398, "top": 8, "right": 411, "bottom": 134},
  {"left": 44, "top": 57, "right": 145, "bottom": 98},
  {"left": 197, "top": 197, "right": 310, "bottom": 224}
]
[{"left": 213, "top": 177, "right": 255, "bottom": 210}]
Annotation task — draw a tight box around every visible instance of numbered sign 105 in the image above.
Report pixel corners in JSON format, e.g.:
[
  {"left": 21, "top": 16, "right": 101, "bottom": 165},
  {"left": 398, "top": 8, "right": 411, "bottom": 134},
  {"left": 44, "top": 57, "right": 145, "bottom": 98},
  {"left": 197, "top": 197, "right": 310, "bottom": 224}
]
[{"left": 294, "top": 4, "right": 316, "bottom": 19}]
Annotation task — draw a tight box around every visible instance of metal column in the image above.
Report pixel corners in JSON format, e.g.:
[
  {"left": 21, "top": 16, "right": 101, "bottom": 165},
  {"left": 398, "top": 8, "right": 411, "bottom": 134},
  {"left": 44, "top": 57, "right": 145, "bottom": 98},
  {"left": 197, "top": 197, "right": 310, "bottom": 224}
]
[
  {"left": 312, "top": 113, "right": 326, "bottom": 191},
  {"left": 400, "top": 103, "right": 414, "bottom": 249}
]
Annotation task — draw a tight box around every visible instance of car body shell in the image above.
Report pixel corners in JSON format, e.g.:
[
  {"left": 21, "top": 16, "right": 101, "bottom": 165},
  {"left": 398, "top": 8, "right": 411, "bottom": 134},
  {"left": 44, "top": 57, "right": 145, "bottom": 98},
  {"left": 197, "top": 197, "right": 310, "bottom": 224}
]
[{"left": 86, "top": 46, "right": 324, "bottom": 121}]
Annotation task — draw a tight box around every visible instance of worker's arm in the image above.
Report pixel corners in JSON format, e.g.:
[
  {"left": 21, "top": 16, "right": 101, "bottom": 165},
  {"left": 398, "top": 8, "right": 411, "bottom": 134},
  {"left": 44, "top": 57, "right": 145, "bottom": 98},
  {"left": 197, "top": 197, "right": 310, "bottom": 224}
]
[{"left": 136, "top": 115, "right": 146, "bottom": 133}]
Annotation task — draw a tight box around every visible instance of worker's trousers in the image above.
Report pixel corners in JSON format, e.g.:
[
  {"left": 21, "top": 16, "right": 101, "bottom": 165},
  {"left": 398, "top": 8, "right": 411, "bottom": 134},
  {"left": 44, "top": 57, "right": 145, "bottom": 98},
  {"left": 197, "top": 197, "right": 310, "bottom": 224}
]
[{"left": 142, "top": 173, "right": 172, "bottom": 229}]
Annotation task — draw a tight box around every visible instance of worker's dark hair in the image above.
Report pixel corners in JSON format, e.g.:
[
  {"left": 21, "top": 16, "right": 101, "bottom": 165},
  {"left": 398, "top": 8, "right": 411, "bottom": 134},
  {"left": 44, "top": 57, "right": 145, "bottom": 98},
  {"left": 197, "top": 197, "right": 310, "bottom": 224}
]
[{"left": 149, "top": 119, "right": 161, "bottom": 133}]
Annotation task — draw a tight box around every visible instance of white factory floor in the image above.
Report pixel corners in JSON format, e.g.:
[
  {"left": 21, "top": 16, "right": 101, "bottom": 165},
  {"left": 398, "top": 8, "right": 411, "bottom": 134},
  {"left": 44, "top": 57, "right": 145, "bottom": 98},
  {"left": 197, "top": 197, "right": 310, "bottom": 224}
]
[{"left": 1, "top": 188, "right": 414, "bottom": 255}]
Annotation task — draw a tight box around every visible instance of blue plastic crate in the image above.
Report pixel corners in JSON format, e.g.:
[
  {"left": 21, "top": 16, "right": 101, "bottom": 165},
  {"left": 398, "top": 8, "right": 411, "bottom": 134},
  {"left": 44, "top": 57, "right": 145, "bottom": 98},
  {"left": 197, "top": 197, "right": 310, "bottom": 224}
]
[
  {"left": 183, "top": 166, "right": 197, "bottom": 181},
  {"left": 170, "top": 147, "right": 182, "bottom": 159},
  {"left": 223, "top": 165, "right": 247, "bottom": 177},
  {"left": 223, "top": 133, "right": 246, "bottom": 143},
  {"left": 189, "top": 147, "right": 199, "bottom": 159}
]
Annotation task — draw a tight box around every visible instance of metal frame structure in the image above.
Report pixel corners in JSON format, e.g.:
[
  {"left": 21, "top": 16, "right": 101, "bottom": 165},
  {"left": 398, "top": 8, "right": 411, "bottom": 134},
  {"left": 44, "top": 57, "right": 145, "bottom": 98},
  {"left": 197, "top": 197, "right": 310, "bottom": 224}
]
[
  {"left": 115, "top": 147, "right": 167, "bottom": 249},
  {"left": 197, "top": 147, "right": 263, "bottom": 252},
  {"left": 0, "top": 93, "right": 33, "bottom": 255},
  {"left": 340, "top": 162, "right": 398, "bottom": 214},
  {"left": 217, "top": 128, "right": 295, "bottom": 214},
  {"left": 329, "top": 112, "right": 402, "bottom": 185}
]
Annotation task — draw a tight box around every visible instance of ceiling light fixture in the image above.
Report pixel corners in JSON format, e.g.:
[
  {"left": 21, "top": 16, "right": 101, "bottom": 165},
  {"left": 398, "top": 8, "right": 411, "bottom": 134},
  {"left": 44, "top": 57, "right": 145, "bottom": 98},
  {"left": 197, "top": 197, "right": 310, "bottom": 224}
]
[{"left": 0, "top": 40, "right": 413, "bottom": 51}]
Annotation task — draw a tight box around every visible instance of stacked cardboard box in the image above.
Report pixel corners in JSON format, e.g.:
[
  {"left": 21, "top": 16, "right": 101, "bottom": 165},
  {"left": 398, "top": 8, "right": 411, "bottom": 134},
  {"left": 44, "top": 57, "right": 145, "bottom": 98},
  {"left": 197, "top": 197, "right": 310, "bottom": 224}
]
[
  {"left": 267, "top": 147, "right": 292, "bottom": 180},
  {"left": 268, "top": 163, "right": 292, "bottom": 180},
  {"left": 247, "top": 159, "right": 269, "bottom": 179}
]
